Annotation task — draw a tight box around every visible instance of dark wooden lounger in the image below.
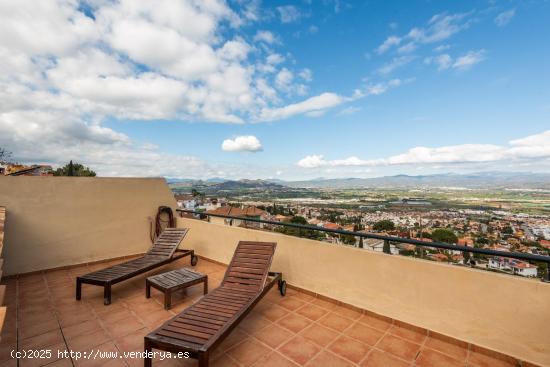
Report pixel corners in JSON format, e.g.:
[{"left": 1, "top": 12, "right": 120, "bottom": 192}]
[
  {"left": 76, "top": 228, "right": 196, "bottom": 305},
  {"left": 144, "top": 241, "right": 286, "bottom": 367}
]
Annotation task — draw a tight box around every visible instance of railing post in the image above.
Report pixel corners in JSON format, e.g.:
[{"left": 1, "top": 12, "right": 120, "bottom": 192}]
[{"left": 383, "top": 240, "right": 391, "bottom": 254}]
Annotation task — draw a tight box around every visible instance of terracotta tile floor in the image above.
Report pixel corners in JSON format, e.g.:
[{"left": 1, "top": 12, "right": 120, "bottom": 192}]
[{"left": 0, "top": 257, "right": 522, "bottom": 367}]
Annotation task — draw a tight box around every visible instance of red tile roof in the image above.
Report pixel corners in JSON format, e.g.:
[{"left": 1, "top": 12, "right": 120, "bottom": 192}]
[{"left": 323, "top": 222, "right": 342, "bottom": 230}]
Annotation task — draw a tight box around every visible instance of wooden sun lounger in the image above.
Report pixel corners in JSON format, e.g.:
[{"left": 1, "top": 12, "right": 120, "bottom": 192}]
[
  {"left": 144, "top": 241, "right": 286, "bottom": 367},
  {"left": 76, "top": 228, "right": 196, "bottom": 305}
]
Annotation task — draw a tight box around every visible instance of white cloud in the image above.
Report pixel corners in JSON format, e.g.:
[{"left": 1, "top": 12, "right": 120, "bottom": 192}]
[
  {"left": 275, "top": 68, "right": 294, "bottom": 90},
  {"left": 363, "top": 78, "right": 409, "bottom": 96},
  {"left": 376, "top": 12, "right": 472, "bottom": 54},
  {"left": 297, "top": 155, "right": 370, "bottom": 168},
  {"left": 222, "top": 135, "right": 263, "bottom": 152},
  {"left": 0, "top": 0, "right": 371, "bottom": 177},
  {"left": 0, "top": 0, "right": 417, "bottom": 178},
  {"left": 254, "top": 30, "right": 278, "bottom": 44},
  {"left": 258, "top": 93, "right": 348, "bottom": 121},
  {"left": 308, "top": 25, "right": 319, "bottom": 34},
  {"left": 434, "top": 44, "right": 451, "bottom": 52},
  {"left": 276, "top": 5, "right": 301, "bottom": 23},
  {"left": 452, "top": 49, "right": 485, "bottom": 70},
  {"left": 508, "top": 131, "right": 550, "bottom": 158},
  {"left": 297, "top": 130, "right": 550, "bottom": 168},
  {"left": 299, "top": 68, "right": 313, "bottom": 82},
  {"left": 495, "top": 9, "right": 515, "bottom": 27},
  {"left": 397, "top": 42, "right": 416, "bottom": 54},
  {"left": 424, "top": 54, "right": 452, "bottom": 70},
  {"left": 376, "top": 36, "right": 401, "bottom": 54},
  {"left": 424, "top": 50, "right": 485, "bottom": 71},
  {"left": 267, "top": 53, "right": 285, "bottom": 65},
  {"left": 339, "top": 106, "right": 361, "bottom": 115},
  {"left": 378, "top": 56, "right": 415, "bottom": 74},
  {"left": 386, "top": 144, "right": 505, "bottom": 165}
]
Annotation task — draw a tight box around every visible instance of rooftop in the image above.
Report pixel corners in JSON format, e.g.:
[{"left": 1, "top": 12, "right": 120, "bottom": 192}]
[
  {"left": 0, "top": 257, "right": 519, "bottom": 367},
  {"left": 0, "top": 177, "right": 549, "bottom": 367}
]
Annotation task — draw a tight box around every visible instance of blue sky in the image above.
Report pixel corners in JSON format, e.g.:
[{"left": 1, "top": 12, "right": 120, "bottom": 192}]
[{"left": 1, "top": 0, "right": 549, "bottom": 179}]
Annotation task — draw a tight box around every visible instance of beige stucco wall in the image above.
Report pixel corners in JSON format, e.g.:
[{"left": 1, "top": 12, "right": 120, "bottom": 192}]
[
  {"left": 0, "top": 176, "right": 176, "bottom": 275},
  {"left": 178, "top": 217, "right": 550, "bottom": 366}
]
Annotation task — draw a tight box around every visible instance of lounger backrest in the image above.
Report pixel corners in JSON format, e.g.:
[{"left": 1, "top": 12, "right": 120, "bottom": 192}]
[
  {"left": 146, "top": 228, "right": 189, "bottom": 258},
  {"left": 221, "top": 241, "right": 276, "bottom": 292}
]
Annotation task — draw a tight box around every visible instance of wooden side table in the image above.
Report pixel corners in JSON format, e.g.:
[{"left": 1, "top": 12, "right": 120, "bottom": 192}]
[{"left": 146, "top": 268, "right": 208, "bottom": 310}]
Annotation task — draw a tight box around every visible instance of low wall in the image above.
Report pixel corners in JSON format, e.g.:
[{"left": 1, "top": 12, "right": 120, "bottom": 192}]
[
  {"left": 0, "top": 207, "right": 6, "bottom": 329},
  {"left": 0, "top": 177, "right": 176, "bottom": 275},
  {"left": 178, "top": 217, "right": 550, "bottom": 366}
]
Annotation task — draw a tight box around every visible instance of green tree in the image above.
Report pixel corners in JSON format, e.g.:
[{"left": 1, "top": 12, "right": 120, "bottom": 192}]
[
  {"left": 431, "top": 228, "right": 458, "bottom": 244},
  {"left": 476, "top": 236, "right": 490, "bottom": 245},
  {"left": 502, "top": 226, "right": 514, "bottom": 235},
  {"left": 53, "top": 161, "right": 96, "bottom": 177},
  {"left": 419, "top": 231, "right": 432, "bottom": 239},
  {"left": 372, "top": 220, "right": 395, "bottom": 232},
  {"left": 290, "top": 216, "right": 308, "bottom": 225},
  {"left": 340, "top": 234, "right": 356, "bottom": 246},
  {"left": 0, "top": 147, "right": 12, "bottom": 161},
  {"left": 276, "top": 216, "right": 322, "bottom": 241}
]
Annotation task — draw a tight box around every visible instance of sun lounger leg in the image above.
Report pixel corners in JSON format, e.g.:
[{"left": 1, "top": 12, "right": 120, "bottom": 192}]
[
  {"left": 198, "top": 352, "right": 209, "bottom": 367},
  {"left": 146, "top": 280, "right": 151, "bottom": 298},
  {"left": 144, "top": 341, "right": 152, "bottom": 367},
  {"left": 164, "top": 290, "right": 171, "bottom": 310},
  {"left": 76, "top": 278, "right": 82, "bottom": 300},
  {"left": 104, "top": 283, "right": 112, "bottom": 305}
]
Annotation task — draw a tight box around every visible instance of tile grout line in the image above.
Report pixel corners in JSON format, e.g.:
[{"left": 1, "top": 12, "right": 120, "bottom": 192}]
[
  {"left": 276, "top": 292, "right": 331, "bottom": 365},
  {"left": 357, "top": 314, "right": 397, "bottom": 366},
  {"left": 267, "top": 291, "right": 369, "bottom": 366},
  {"left": 16, "top": 276, "right": 19, "bottom": 367},
  {"left": 252, "top": 291, "right": 364, "bottom": 366},
  {"left": 43, "top": 272, "right": 76, "bottom": 367},
  {"left": 411, "top": 329, "right": 429, "bottom": 366}
]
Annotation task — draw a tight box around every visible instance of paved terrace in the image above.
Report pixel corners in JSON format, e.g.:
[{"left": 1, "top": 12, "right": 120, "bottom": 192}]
[{"left": 0, "top": 256, "right": 524, "bottom": 367}]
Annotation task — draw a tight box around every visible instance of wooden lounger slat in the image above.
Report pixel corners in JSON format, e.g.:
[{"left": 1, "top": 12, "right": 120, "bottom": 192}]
[
  {"left": 201, "top": 296, "right": 247, "bottom": 307},
  {"left": 193, "top": 303, "right": 239, "bottom": 315},
  {"left": 156, "top": 330, "right": 208, "bottom": 345},
  {"left": 237, "top": 242, "right": 275, "bottom": 248},
  {"left": 215, "top": 288, "right": 258, "bottom": 297},
  {"left": 198, "top": 300, "right": 242, "bottom": 312},
  {"left": 178, "top": 314, "right": 225, "bottom": 327},
  {"left": 162, "top": 325, "right": 212, "bottom": 340},
  {"left": 189, "top": 306, "right": 234, "bottom": 318},
  {"left": 235, "top": 249, "right": 273, "bottom": 256},
  {"left": 186, "top": 310, "right": 231, "bottom": 322},
  {"left": 231, "top": 262, "right": 267, "bottom": 269},
  {"left": 170, "top": 321, "right": 218, "bottom": 335},
  {"left": 172, "top": 319, "right": 221, "bottom": 332},
  {"left": 227, "top": 271, "right": 264, "bottom": 279}
]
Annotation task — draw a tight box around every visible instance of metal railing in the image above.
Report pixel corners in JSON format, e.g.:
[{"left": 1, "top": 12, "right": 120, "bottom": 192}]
[{"left": 177, "top": 209, "right": 550, "bottom": 282}]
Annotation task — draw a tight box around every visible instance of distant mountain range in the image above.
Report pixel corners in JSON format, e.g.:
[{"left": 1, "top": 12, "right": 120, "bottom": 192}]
[
  {"left": 168, "top": 172, "right": 550, "bottom": 191},
  {"left": 278, "top": 172, "right": 550, "bottom": 189},
  {"left": 168, "top": 178, "right": 285, "bottom": 193}
]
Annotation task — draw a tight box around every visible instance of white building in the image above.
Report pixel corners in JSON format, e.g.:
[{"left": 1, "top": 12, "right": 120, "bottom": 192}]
[
  {"left": 488, "top": 257, "right": 538, "bottom": 278},
  {"left": 362, "top": 238, "right": 399, "bottom": 255}
]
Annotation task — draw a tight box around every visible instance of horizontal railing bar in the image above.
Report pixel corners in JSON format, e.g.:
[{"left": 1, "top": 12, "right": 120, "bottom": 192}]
[{"left": 177, "top": 209, "right": 550, "bottom": 265}]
